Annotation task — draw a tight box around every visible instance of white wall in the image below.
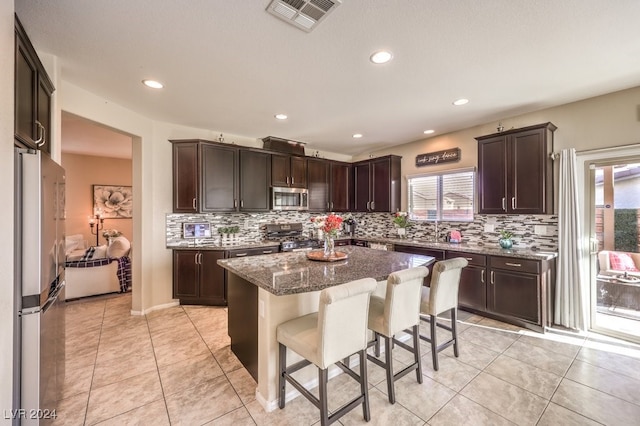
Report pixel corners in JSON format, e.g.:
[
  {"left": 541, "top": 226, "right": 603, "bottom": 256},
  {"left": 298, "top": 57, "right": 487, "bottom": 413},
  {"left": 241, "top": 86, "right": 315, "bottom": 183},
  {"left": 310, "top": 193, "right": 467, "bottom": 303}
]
[{"left": 1, "top": 2, "right": 15, "bottom": 422}]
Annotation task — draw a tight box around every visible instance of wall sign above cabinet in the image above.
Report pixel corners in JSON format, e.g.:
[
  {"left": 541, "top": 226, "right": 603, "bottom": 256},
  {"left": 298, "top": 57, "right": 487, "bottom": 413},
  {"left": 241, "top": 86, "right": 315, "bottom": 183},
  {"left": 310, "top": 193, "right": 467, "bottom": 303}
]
[{"left": 415, "top": 148, "right": 461, "bottom": 167}]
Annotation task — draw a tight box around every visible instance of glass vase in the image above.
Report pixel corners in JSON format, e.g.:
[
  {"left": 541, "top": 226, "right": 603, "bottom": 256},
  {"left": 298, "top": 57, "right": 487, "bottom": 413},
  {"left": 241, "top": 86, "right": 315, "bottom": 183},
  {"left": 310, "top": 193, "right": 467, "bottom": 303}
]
[
  {"left": 323, "top": 234, "right": 336, "bottom": 258},
  {"left": 397, "top": 228, "right": 406, "bottom": 239}
]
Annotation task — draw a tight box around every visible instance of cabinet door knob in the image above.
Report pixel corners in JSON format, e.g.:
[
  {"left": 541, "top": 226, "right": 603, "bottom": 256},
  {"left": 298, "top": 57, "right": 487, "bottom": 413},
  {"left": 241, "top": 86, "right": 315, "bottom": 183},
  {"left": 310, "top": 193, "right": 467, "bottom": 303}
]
[
  {"left": 286, "top": 176, "right": 289, "bottom": 185},
  {"left": 371, "top": 201, "right": 375, "bottom": 210},
  {"left": 262, "top": 250, "right": 273, "bottom": 254},
  {"left": 366, "top": 201, "right": 370, "bottom": 210},
  {"left": 234, "top": 199, "right": 238, "bottom": 208},
  {"left": 511, "top": 197, "right": 516, "bottom": 210},
  {"left": 481, "top": 270, "right": 485, "bottom": 283},
  {"left": 235, "top": 253, "right": 247, "bottom": 257},
  {"left": 291, "top": 176, "right": 295, "bottom": 185},
  {"left": 192, "top": 198, "right": 197, "bottom": 209},
  {"left": 490, "top": 271, "right": 495, "bottom": 284},
  {"left": 505, "top": 262, "right": 521, "bottom": 267},
  {"left": 331, "top": 202, "right": 334, "bottom": 210},
  {"left": 241, "top": 200, "right": 244, "bottom": 208},
  {"left": 34, "top": 120, "right": 44, "bottom": 145},
  {"left": 194, "top": 253, "right": 199, "bottom": 264},
  {"left": 502, "top": 197, "right": 506, "bottom": 211}
]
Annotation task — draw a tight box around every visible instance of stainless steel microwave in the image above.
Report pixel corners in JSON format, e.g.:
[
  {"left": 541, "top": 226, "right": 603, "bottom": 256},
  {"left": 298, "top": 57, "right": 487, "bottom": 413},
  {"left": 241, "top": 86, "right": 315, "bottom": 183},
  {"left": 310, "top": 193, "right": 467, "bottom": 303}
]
[{"left": 271, "top": 187, "right": 308, "bottom": 211}]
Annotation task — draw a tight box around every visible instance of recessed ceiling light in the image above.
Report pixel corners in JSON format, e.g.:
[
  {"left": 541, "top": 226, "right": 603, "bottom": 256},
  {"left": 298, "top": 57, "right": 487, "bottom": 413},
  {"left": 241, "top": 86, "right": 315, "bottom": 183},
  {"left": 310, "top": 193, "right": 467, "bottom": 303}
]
[
  {"left": 370, "top": 51, "right": 393, "bottom": 64},
  {"left": 353, "top": 133, "right": 363, "bottom": 139},
  {"left": 142, "top": 79, "right": 164, "bottom": 89},
  {"left": 423, "top": 129, "right": 435, "bottom": 134},
  {"left": 275, "top": 114, "right": 288, "bottom": 120},
  {"left": 452, "top": 98, "right": 469, "bottom": 106}
]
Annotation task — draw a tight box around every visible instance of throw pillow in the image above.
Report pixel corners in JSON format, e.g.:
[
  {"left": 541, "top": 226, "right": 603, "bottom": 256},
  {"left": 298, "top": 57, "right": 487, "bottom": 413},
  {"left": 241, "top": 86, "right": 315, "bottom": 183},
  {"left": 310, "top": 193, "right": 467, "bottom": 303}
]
[
  {"left": 93, "top": 245, "right": 108, "bottom": 259},
  {"left": 609, "top": 252, "right": 639, "bottom": 272},
  {"left": 80, "top": 246, "right": 95, "bottom": 261},
  {"left": 107, "top": 236, "right": 131, "bottom": 259}
]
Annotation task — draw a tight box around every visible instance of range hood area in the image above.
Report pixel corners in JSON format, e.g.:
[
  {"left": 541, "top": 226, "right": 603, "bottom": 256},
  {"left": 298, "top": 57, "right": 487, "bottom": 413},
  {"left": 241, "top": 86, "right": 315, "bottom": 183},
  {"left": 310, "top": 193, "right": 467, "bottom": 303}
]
[{"left": 262, "top": 136, "right": 306, "bottom": 156}]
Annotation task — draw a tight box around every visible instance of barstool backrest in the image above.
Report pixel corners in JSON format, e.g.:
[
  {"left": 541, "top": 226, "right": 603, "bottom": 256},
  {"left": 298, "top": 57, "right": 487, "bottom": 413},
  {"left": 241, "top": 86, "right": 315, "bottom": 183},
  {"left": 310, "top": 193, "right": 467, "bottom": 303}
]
[
  {"left": 383, "top": 266, "right": 429, "bottom": 334},
  {"left": 317, "top": 278, "right": 377, "bottom": 369},
  {"left": 426, "top": 258, "right": 469, "bottom": 315}
]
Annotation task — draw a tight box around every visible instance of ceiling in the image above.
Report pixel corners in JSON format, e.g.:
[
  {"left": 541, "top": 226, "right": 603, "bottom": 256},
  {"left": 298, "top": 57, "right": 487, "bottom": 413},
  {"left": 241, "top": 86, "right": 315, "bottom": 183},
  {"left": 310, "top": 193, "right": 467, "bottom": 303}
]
[{"left": 16, "top": 0, "right": 640, "bottom": 157}]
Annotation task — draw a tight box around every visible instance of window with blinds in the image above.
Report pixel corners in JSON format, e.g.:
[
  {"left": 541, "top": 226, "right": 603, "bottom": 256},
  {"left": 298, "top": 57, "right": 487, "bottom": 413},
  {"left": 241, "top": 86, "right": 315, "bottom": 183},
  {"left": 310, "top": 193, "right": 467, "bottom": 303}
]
[{"left": 407, "top": 168, "right": 475, "bottom": 221}]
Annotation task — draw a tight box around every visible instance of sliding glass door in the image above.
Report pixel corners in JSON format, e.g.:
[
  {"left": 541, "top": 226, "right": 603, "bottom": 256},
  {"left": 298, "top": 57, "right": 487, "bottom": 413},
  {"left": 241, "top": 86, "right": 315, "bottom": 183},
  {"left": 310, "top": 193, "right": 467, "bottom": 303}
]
[{"left": 588, "top": 158, "right": 640, "bottom": 343}]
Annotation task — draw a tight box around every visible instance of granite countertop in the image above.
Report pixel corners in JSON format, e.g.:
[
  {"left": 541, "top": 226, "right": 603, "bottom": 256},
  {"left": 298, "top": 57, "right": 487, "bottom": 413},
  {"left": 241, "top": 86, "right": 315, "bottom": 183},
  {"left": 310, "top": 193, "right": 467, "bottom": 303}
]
[
  {"left": 352, "top": 236, "right": 558, "bottom": 260},
  {"left": 169, "top": 241, "right": 280, "bottom": 251},
  {"left": 217, "top": 245, "right": 435, "bottom": 296}
]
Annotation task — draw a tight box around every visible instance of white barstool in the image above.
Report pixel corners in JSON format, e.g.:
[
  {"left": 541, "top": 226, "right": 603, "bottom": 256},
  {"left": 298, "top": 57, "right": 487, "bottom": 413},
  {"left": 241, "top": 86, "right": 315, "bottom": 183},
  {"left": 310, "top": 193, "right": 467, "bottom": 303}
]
[
  {"left": 277, "top": 277, "right": 377, "bottom": 426},
  {"left": 419, "top": 258, "right": 468, "bottom": 371},
  {"left": 366, "top": 266, "right": 429, "bottom": 404}
]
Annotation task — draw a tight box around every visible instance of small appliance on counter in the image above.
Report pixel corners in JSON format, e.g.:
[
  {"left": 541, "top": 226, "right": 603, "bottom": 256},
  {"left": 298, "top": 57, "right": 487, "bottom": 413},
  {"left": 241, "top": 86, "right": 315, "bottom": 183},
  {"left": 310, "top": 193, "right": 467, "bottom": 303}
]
[
  {"left": 342, "top": 217, "right": 356, "bottom": 237},
  {"left": 265, "top": 223, "right": 321, "bottom": 252}
]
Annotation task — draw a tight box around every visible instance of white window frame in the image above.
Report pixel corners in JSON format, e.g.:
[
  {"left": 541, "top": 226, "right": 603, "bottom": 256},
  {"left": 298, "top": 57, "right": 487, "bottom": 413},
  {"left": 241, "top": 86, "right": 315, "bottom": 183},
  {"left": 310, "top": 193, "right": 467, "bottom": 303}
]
[{"left": 406, "top": 167, "right": 476, "bottom": 222}]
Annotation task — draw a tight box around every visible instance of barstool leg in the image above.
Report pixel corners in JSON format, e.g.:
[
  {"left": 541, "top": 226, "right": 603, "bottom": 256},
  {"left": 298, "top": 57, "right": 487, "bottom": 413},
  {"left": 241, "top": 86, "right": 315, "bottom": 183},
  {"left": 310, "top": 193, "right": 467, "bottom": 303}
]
[
  {"left": 430, "top": 314, "right": 439, "bottom": 371},
  {"left": 278, "top": 343, "right": 286, "bottom": 409},
  {"left": 385, "top": 335, "right": 396, "bottom": 404},
  {"left": 319, "top": 367, "right": 329, "bottom": 426},
  {"left": 359, "top": 349, "right": 371, "bottom": 421},
  {"left": 413, "top": 324, "right": 423, "bottom": 383},
  {"left": 451, "top": 308, "right": 459, "bottom": 358},
  {"left": 374, "top": 332, "right": 381, "bottom": 357}
]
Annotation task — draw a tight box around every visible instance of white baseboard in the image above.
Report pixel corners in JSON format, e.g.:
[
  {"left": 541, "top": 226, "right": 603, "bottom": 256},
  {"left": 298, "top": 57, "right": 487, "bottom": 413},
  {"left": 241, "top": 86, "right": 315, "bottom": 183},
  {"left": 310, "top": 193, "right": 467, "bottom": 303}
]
[{"left": 130, "top": 300, "right": 179, "bottom": 316}]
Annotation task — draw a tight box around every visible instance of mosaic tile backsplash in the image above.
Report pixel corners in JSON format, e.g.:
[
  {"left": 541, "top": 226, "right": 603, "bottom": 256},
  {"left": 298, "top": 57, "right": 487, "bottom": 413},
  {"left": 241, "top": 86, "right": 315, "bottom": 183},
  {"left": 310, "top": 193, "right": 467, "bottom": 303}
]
[{"left": 167, "top": 211, "right": 558, "bottom": 251}]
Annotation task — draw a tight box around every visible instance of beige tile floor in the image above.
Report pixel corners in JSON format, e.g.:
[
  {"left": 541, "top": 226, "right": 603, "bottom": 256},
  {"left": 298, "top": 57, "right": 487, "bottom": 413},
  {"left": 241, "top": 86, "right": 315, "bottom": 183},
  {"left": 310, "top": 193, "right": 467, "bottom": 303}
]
[{"left": 56, "top": 292, "right": 640, "bottom": 425}]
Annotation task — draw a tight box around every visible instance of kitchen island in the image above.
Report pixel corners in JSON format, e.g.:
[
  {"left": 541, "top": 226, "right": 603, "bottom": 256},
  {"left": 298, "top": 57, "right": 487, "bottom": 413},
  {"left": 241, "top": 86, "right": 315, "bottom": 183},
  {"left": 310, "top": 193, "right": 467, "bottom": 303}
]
[{"left": 217, "top": 245, "right": 435, "bottom": 411}]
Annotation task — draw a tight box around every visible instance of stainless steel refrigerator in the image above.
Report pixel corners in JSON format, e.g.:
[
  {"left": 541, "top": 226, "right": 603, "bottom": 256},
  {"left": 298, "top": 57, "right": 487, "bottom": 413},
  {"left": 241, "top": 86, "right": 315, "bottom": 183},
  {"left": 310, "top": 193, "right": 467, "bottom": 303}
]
[{"left": 14, "top": 149, "right": 66, "bottom": 425}]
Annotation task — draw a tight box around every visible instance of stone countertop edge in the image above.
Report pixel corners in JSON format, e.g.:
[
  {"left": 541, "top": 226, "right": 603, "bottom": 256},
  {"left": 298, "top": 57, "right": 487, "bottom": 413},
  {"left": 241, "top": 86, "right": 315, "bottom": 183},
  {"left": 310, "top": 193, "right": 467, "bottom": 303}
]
[
  {"left": 356, "top": 236, "right": 558, "bottom": 260},
  {"left": 168, "top": 241, "right": 281, "bottom": 251},
  {"left": 217, "top": 246, "right": 436, "bottom": 296}
]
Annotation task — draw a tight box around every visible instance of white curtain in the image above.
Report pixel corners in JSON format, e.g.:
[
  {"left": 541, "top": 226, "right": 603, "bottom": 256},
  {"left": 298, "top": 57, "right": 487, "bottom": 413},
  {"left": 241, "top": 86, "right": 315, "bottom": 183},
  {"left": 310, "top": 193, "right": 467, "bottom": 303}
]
[{"left": 554, "top": 148, "right": 586, "bottom": 330}]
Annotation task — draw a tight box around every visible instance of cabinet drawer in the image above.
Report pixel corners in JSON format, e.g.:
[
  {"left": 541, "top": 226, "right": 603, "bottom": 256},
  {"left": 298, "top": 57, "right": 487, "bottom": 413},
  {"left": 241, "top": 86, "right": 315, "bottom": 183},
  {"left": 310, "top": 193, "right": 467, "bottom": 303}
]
[
  {"left": 227, "top": 246, "right": 278, "bottom": 258},
  {"left": 445, "top": 251, "right": 486, "bottom": 267},
  {"left": 490, "top": 256, "right": 539, "bottom": 274}
]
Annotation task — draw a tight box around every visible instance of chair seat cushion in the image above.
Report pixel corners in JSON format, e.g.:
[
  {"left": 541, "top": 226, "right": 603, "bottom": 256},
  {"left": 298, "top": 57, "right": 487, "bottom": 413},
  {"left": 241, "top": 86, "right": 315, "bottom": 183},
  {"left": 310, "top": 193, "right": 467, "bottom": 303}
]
[
  {"left": 367, "top": 295, "right": 386, "bottom": 334},
  {"left": 420, "top": 286, "right": 432, "bottom": 315},
  {"left": 277, "top": 312, "right": 320, "bottom": 367}
]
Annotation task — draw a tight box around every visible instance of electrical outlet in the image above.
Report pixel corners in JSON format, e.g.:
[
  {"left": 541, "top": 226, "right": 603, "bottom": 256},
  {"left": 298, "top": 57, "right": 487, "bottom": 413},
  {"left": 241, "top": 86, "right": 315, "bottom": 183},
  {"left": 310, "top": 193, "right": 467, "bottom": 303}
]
[
  {"left": 534, "top": 225, "right": 547, "bottom": 235},
  {"left": 484, "top": 224, "right": 495, "bottom": 233}
]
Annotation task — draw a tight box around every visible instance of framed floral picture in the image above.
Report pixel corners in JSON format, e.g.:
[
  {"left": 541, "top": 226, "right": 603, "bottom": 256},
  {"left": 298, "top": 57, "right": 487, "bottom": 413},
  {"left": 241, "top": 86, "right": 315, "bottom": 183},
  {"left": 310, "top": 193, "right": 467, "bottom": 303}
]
[{"left": 93, "top": 185, "right": 133, "bottom": 219}]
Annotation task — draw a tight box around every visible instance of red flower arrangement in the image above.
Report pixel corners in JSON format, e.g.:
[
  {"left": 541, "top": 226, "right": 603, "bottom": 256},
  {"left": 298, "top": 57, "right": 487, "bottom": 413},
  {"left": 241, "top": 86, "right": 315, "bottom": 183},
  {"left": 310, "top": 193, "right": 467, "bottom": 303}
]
[{"left": 310, "top": 214, "right": 343, "bottom": 237}]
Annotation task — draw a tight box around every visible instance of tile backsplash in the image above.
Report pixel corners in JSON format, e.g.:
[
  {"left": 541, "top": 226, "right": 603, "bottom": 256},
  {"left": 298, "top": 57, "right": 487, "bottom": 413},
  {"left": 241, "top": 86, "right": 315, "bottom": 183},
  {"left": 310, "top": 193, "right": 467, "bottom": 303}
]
[{"left": 167, "top": 211, "right": 558, "bottom": 251}]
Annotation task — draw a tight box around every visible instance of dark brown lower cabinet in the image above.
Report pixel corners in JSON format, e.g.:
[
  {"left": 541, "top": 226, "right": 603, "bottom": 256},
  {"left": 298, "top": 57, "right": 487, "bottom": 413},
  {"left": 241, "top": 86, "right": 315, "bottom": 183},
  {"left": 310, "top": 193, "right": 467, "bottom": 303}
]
[
  {"left": 446, "top": 250, "right": 554, "bottom": 332},
  {"left": 446, "top": 251, "right": 487, "bottom": 311},
  {"left": 173, "top": 250, "right": 226, "bottom": 305}
]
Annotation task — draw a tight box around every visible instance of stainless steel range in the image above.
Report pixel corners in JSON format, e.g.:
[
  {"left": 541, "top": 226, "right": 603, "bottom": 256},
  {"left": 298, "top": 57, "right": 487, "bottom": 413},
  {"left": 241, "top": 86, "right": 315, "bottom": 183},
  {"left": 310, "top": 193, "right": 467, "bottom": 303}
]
[{"left": 265, "top": 223, "right": 321, "bottom": 252}]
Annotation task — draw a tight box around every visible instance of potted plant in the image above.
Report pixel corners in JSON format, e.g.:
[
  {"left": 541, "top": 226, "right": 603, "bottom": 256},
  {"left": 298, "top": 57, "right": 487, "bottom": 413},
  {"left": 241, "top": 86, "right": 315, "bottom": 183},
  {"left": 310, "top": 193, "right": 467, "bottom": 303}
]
[
  {"left": 393, "top": 212, "right": 410, "bottom": 238},
  {"left": 499, "top": 230, "right": 513, "bottom": 249}
]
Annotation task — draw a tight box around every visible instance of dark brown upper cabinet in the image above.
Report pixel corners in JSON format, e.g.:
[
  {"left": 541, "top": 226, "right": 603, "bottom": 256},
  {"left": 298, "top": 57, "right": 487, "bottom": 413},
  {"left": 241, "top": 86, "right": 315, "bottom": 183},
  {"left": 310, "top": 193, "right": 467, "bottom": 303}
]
[
  {"left": 307, "top": 159, "right": 352, "bottom": 212},
  {"left": 476, "top": 123, "right": 556, "bottom": 215},
  {"left": 171, "top": 140, "right": 271, "bottom": 213},
  {"left": 353, "top": 155, "right": 401, "bottom": 213},
  {"left": 271, "top": 154, "right": 307, "bottom": 188},
  {"left": 15, "top": 15, "right": 54, "bottom": 154}
]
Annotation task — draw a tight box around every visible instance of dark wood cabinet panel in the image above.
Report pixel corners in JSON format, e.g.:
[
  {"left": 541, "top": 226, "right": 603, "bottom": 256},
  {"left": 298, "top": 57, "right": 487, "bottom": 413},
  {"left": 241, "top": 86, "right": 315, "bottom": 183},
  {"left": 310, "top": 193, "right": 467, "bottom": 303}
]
[
  {"left": 330, "top": 162, "right": 351, "bottom": 212},
  {"left": 477, "top": 136, "right": 507, "bottom": 214},
  {"left": 173, "top": 250, "right": 226, "bottom": 305},
  {"left": 290, "top": 156, "right": 307, "bottom": 188},
  {"left": 239, "top": 150, "right": 271, "bottom": 211},
  {"left": 271, "top": 154, "right": 307, "bottom": 188},
  {"left": 353, "top": 156, "right": 401, "bottom": 213},
  {"left": 458, "top": 266, "right": 487, "bottom": 311},
  {"left": 353, "top": 162, "right": 370, "bottom": 212},
  {"left": 15, "top": 16, "right": 54, "bottom": 153},
  {"left": 307, "top": 158, "right": 330, "bottom": 211},
  {"left": 488, "top": 269, "right": 540, "bottom": 324},
  {"left": 172, "top": 142, "right": 199, "bottom": 212},
  {"left": 173, "top": 250, "right": 199, "bottom": 299},
  {"left": 199, "top": 251, "right": 226, "bottom": 304},
  {"left": 477, "top": 123, "right": 556, "bottom": 215},
  {"left": 201, "top": 144, "right": 237, "bottom": 212}
]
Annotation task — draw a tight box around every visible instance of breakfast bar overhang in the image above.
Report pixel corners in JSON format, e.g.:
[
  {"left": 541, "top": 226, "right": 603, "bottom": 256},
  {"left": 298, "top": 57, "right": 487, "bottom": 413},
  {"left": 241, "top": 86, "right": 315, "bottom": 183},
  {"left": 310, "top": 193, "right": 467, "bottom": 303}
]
[{"left": 217, "top": 246, "right": 435, "bottom": 411}]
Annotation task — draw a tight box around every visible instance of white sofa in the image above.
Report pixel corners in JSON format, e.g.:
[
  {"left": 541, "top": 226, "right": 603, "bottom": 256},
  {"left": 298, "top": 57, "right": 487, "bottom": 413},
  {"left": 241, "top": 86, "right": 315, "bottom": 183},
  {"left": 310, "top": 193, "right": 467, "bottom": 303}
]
[{"left": 65, "top": 236, "right": 131, "bottom": 299}]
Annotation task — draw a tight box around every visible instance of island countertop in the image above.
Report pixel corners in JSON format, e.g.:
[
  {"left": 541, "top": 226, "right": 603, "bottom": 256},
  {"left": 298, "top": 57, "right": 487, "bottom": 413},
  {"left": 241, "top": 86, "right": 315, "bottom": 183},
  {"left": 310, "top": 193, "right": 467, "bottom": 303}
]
[{"left": 217, "top": 245, "right": 435, "bottom": 296}]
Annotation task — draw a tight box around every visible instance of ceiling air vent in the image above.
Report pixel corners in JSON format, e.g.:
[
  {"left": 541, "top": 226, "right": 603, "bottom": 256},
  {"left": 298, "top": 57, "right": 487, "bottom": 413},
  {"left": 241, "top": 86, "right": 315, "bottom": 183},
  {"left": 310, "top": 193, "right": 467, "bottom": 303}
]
[{"left": 266, "top": 0, "right": 342, "bottom": 32}]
